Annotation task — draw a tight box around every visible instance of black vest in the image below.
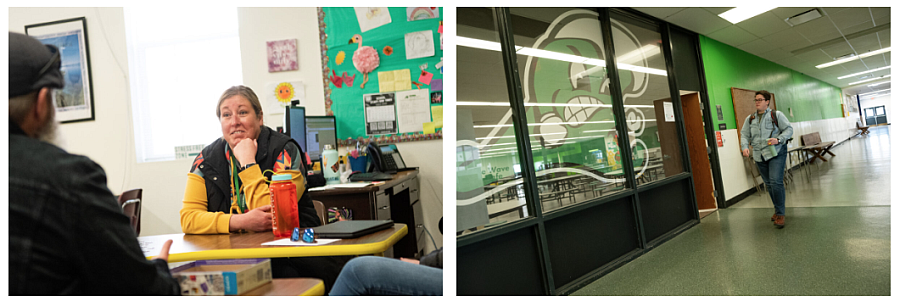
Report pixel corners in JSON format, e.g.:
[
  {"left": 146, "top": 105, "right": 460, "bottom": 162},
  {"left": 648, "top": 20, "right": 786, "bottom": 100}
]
[{"left": 197, "top": 126, "right": 320, "bottom": 227}]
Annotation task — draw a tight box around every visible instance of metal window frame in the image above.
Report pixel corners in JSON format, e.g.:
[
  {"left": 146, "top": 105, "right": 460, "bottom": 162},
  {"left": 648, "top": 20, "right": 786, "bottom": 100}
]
[{"left": 456, "top": 7, "right": 704, "bottom": 295}]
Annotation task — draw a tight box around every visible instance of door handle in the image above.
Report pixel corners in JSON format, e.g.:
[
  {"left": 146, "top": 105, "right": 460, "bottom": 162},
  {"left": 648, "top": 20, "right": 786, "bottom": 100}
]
[{"left": 379, "top": 206, "right": 390, "bottom": 210}]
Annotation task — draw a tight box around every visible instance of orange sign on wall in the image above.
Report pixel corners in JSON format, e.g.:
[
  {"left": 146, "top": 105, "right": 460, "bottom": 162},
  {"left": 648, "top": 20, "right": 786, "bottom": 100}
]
[{"left": 715, "top": 131, "right": 723, "bottom": 147}]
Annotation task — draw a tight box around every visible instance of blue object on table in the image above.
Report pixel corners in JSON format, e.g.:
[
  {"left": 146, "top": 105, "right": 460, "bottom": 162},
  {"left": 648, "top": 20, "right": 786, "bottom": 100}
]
[
  {"left": 291, "top": 227, "right": 301, "bottom": 242},
  {"left": 302, "top": 228, "right": 316, "bottom": 243}
]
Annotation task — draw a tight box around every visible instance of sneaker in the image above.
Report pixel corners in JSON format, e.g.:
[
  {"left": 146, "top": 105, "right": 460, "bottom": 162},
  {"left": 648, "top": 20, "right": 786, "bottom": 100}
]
[
  {"left": 774, "top": 215, "right": 785, "bottom": 229},
  {"left": 771, "top": 213, "right": 777, "bottom": 221}
]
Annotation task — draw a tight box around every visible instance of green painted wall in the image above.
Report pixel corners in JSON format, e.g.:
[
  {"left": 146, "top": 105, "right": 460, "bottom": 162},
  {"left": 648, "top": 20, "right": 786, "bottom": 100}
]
[{"left": 699, "top": 35, "right": 843, "bottom": 130}]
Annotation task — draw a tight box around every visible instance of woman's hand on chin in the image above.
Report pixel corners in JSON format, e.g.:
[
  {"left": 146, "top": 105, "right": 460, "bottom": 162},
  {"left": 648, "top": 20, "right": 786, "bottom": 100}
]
[{"left": 233, "top": 138, "right": 258, "bottom": 166}]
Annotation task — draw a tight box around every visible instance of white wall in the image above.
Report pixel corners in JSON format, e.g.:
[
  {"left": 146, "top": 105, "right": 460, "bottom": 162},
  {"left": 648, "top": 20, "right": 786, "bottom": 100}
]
[
  {"left": 717, "top": 116, "right": 859, "bottom": 201},
  {"left": 10, "top": 7, "right": 443, "bottom": 252},
  {"left": 858, "top": 94, "right": 892, "bottom": 125}
]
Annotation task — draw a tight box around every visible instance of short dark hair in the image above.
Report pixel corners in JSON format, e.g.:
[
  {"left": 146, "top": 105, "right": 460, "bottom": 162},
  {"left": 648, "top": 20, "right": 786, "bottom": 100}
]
[{"left": 755, "top": 90, "right": 771, "bottom": 101}]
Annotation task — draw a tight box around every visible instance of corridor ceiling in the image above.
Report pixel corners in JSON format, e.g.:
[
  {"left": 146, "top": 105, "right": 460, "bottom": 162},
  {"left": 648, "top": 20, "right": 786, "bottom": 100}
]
[{"left": 633, "top": 7, "right": 891, "bottom": 97}]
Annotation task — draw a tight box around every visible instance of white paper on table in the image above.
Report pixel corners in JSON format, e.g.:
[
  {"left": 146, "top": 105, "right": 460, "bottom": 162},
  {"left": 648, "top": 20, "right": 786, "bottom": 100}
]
[
  {"left": 405, "top": 30, "right": 435, "bottom": 60},
  {"left": 261, "top": 238, "right": 340, "bottom": 246},
  {"left": 265, "top": 81, "right": 305, "bottom": 117},
  {"left": 396, "top": 89, "right": 431, "bottom": 133},
  {"left": 310, "top": 183, "right": 374, "bottom": 191},
  {"left": 355, "top": 7, "right": 391, "bottom": 32},
  {"left": 663, "top": 102, "right": 675, "bottom": 122}
]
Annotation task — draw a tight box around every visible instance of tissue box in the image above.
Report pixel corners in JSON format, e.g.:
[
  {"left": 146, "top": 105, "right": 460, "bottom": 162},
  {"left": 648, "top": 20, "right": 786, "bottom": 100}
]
[{"left": 171, "top": 258, "right": 272, "bottom": 295}]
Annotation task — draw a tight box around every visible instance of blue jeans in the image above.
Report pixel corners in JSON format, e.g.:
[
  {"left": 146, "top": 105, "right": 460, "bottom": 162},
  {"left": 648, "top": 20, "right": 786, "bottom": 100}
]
[
  {"left": 755, "top": 145, "right": 787, "bottom": 216},
  {"left": 328, "top": 256, "right": 443, "bottom": 296}
]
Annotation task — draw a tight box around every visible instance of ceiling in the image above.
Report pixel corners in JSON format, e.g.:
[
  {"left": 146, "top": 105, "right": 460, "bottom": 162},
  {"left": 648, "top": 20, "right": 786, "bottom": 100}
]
[{"left": 632, "top": 7, "right": 891, "bottom": 97}]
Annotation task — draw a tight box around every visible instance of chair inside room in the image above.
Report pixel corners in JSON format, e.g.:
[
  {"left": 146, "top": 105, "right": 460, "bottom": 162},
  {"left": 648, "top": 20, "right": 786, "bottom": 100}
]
[
  {"left": 312, "top": 200, "right": 327, "bottom": 225},
  {"left": 117, "top": 188, "right": 143, "bottom": 236}
]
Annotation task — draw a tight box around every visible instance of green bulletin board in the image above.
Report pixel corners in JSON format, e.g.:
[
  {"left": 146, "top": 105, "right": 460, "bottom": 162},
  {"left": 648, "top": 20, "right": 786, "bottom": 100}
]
[{"left": 318, "top": 7, "right": 443, "bottom": 146}]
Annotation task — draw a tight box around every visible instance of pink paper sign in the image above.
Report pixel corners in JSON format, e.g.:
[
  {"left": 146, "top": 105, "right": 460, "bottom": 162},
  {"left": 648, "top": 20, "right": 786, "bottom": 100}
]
[{"left": 419, "top": 70, "right": 434, "bottom": 85}]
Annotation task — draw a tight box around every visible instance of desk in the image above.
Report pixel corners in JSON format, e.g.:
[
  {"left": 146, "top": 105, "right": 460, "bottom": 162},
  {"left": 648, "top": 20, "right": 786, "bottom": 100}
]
[
  {"left": 139, "top": 224, "right": 407, "bottom": 263},
  {"left": 309, "top": 169, "right": 423, "bottom": 259},
  {"left": 242, "top": 278, "right": 325, "bottom": 296}
]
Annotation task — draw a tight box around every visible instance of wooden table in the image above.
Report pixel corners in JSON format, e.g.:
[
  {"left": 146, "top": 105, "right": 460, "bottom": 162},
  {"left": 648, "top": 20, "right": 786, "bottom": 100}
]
[
  {"left": 139, "top": 224, "right": 407, "bottom": 263},
  {"left": 242, "top": 278, "right": 325, "bottom": 296}
]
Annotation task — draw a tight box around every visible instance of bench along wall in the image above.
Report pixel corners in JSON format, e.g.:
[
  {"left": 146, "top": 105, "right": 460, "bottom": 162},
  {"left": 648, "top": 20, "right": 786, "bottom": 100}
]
[{"left": 699, "top": 35, "right": 855, "bottom": 203}]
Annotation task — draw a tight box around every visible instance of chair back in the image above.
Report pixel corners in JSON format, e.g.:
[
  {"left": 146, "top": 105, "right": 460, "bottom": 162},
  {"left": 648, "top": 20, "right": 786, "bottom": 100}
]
[
  {"left": 117, "top": 188, "right": 143, "bottom": 236},
  {"left": 312, "top": 200, "right": 327, "bottom": 225}
]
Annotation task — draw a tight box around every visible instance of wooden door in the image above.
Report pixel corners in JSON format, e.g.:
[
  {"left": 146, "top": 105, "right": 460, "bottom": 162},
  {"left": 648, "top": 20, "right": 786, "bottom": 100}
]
[{"left": 681, "top": 93, "right": 716, "bottom": 210}]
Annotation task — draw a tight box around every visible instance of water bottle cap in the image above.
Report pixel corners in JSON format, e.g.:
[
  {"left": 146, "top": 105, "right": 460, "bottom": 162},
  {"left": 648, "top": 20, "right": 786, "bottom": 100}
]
[
  {"left": 323, "top": 144, "right": 334, "bottom": 150},
  {"left": 272, "top": 174, "right": 292, "bottom": 181}
]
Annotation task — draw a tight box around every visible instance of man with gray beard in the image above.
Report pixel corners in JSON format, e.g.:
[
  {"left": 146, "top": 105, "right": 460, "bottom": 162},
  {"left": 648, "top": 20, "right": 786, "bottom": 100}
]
[{"left": 8, "top": 32, "right": 180, "bottom": 295}]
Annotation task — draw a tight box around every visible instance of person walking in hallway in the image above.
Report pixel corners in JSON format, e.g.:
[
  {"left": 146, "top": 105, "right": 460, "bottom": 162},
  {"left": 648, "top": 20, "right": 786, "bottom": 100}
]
[{"left": 740, "top": 90, "right": 794, "bottom": 228}]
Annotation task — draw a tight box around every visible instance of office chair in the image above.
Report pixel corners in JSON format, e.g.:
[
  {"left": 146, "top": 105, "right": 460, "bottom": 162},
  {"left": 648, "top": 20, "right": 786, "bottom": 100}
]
[
  {"left": 117, "top": 188, "right": 143, "bottom": 236},
  {"left": 312, "top": 200, "right": 327, "bottom": 225}
]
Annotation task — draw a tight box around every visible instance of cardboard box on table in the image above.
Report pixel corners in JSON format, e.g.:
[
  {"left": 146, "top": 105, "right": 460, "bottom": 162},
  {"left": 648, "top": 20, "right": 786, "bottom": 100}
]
[{"left": 171, "top": 258, "right": 272, "bottom": 295}]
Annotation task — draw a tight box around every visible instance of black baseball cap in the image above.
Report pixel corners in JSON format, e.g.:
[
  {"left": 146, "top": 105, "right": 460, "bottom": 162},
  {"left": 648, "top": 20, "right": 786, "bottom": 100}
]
[{"left": 9, "top": 31, "right": 65, "bottom": 97}]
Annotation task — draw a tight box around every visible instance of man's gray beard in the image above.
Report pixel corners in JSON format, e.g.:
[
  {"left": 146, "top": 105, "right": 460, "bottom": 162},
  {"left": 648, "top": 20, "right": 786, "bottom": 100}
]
[{"left": 35, "top": 105, "right": 62, "bottom": 147}]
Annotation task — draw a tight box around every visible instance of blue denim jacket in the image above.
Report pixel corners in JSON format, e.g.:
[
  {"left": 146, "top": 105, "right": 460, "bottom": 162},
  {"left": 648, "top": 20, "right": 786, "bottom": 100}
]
[
  {"left": 740, "top": 108, "right": 794, "bottom": 162},
  {"left": 9, "top": 121, "right": 180, "bottom": 295}
]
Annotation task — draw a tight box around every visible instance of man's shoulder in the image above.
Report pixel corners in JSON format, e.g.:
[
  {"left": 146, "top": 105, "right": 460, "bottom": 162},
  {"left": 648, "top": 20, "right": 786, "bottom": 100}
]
[{"left": 9, "top": 135, "right": 104, "bottom": 188}]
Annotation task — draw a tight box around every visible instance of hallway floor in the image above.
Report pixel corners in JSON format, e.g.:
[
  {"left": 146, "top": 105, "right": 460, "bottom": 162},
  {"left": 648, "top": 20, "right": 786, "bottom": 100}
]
[{"left": 572, "top": 126, "right": 892, "bottom": 295}]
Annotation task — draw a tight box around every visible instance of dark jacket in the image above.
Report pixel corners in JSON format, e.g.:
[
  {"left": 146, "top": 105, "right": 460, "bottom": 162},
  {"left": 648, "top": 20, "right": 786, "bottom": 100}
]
[
  {"left": 197, "top": 125, "right": 320, "bottom": 227},
  {"left": 8, "top": 121, "right": 180, "bottom": 295}
]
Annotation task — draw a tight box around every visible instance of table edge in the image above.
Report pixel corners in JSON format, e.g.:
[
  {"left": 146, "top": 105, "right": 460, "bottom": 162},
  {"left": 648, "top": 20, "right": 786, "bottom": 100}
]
[{"left": 149, "top": 225, "right": 408, "bottom": 262}]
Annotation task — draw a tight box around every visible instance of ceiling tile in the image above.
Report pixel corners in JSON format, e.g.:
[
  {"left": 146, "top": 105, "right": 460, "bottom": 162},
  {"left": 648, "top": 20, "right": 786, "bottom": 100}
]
[
  {"left": 702, "top": 7, "right": 732, "bottom": 15},
  {"left": 736, "top": 38, "right": 777, "bottom": 56},
  {"left": 759, "top": 48, "right": 793, "bottom": 62},
  {"left": 762, "top": 29, "right": 807, "bottom": 47},
  {"left": 848, "top": 37, "right": 886, "bottom": 54},
  {"left": 631, "top": 7, "right": 687, "bottom": 20},
  {"left": 870, "top": 7, "right": 890, "bottom": 19},
  {"left": 820, "top": 43, "right": 854, "bottom": 59},
  {"left": 664, "top": 7, "right": 732, "bottom": 35},
  {"left": 791, "top": 17, "right": 839, "bottom": 42},
  {"left": 822, "top": 7, "right": 853, "bottom": 15},
  {"left": 793, "top": 49, "right": 833, "bottom": 64},
  {"left": 780, "top": 40, "right": 815, "bottom": 53},
  {"left": 771, "top": 7, "right": 819, "bottom": 20},
  {"left": 861, "top": 56, "right": 890, "bottom": 67},
  {"left": 736, "top": 12, "right": 792, "bottom": 38},
  {"left": 826, "top": 7, "right": 876, "bottom": 30},
  {"left": 874, "top": 15, "right": 889, "bottom": 26},
  {"left": 706, "top": 25, "right": 757, "bottom": 47}
]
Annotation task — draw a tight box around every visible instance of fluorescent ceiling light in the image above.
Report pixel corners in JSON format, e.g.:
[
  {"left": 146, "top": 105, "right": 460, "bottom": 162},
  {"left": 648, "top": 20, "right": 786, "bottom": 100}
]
[
  {"left": 868, "top": 81, "right": 890, "bottom": 87},
  {"left": 859, "top": 88, "right": 890, "bottom": 97},
  {"left": 838, "top": 65, "right": 891, "bottom": 80},
  {"left": 816, "top": 47, "right": 891, "bottom": 69},
  {"left": 848, "top": 74, "right": 891, "bottom": 85},
  {"left": 458, "top": 37, "right": 667, "bottom": 76},
  {"left": 718, "top": 7, "right": 777, "bottom": 24}
]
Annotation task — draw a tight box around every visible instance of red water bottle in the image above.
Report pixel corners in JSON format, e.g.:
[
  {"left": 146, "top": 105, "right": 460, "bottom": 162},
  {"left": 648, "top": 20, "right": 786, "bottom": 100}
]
[{"left": 269, "top": 173, "right": 299, "bottom": 238}]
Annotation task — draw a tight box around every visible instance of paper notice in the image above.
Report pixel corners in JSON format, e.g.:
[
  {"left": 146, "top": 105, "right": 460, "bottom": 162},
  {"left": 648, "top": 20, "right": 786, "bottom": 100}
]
[
  {"left": 355, "top": 7, "right": 391, "bottom": 32},
  {"left": 396, "top": 89, "right": 431, "bottom": 133}
]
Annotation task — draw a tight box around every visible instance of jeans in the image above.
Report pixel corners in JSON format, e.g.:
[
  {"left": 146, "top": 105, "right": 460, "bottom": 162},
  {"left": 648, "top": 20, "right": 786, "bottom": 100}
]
[
  {"left": 329, "top": 256, "right": 443, "bottom": 296},
  {"left": 755, "top": 144, "right": 788, "bottom": 216}
]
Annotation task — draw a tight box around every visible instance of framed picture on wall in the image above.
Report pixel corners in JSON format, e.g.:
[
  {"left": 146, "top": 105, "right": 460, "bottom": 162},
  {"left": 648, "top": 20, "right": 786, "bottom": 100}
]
[{"left": 25, "top": 17, "right": 95, "bottom": 123}]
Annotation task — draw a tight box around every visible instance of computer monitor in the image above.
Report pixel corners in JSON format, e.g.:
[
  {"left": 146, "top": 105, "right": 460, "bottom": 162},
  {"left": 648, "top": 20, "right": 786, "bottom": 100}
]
[
  {"left": 306, "top": 116, "right": 338, "bottom": 162},
  {"left": 284, "top": 105, "right": 307, "bottom": 155}
]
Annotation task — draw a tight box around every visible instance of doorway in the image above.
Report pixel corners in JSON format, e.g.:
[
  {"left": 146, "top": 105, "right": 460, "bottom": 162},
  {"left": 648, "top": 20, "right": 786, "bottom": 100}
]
[{"left": 863, "top": 106, "right": 888, "bottom": 126}]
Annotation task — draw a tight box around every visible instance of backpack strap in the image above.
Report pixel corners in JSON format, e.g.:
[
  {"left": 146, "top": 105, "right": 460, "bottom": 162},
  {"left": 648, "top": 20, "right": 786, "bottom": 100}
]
[{"left": 771, "top": 110, "right": 778, "bottom": 128}]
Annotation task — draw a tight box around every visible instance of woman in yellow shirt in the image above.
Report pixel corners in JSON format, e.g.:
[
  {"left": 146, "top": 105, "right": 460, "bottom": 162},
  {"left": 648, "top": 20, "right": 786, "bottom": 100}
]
[{"left": 179, "top": 85, "right": 347, "bottom": 292}]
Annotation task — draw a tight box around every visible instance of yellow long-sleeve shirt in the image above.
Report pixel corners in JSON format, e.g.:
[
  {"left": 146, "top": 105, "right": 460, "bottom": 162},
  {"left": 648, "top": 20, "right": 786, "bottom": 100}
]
[{"left": 179, "top": 165, "right": 305, "bottom": 234}]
